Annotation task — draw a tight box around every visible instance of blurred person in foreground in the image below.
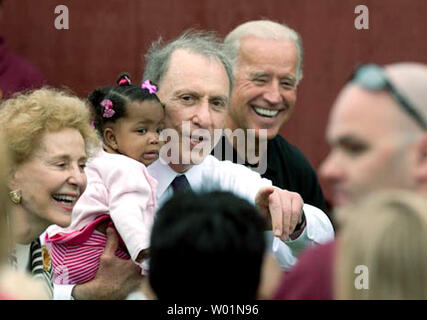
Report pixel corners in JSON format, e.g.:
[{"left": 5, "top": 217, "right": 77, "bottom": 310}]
[
  {"left": 143, "top": 191, "right": 282, "bottom": 300},
  {"left": 274, "top": 62, "right": 427, "bottom": 299},
  {"left": 336, "top": 190, "right": 427, "bottom": 299}
]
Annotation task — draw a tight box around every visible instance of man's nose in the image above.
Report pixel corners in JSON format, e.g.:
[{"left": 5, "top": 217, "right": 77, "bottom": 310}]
[
  {"left": 263, "top": 82, "right": 283, "bottom": 105},
  {"left": 192, "top": 99, "right": 212, "bottom": 129}
]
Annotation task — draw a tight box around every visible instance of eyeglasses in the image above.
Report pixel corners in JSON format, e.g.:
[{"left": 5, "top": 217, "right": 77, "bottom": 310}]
[{"left": 350, "top": 64, "right": 427, "bottom": 130}]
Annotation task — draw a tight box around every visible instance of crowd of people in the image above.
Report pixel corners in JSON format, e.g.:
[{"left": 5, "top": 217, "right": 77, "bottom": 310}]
[{"left": 0, "top": 16, "right": 426, "bottom": 300}]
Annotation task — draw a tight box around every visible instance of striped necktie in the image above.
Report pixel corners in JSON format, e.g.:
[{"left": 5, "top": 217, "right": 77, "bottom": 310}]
[{"left": 30, "top": 239, "right": 53, "bottom": 299}]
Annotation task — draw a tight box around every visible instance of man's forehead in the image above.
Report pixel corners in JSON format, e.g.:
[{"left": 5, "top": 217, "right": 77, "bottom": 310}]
[
  {"left": 239, "top": 36, "right": 297, "bottom": 56},
  {"left": 160, "top": 49, "right": 229, "bottom": 96},
  {"left": 327, "top": 85, "right": 399, "bottom": 142},
  {"left": 167, "top": 49, "right": 222, "bottom": 75},
  {"left": 237, "top": 37, "right": 298, "bottom": 76}
]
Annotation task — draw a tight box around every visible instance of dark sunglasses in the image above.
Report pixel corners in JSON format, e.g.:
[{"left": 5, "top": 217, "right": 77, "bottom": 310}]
[{"left": 350, "top": 64, "right": 427, "bottom": 130}]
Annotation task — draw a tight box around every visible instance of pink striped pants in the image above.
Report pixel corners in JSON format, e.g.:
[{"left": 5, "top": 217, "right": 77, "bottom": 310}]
[{"left": 46, "top": 215, "right": 130, "bottom": 285}]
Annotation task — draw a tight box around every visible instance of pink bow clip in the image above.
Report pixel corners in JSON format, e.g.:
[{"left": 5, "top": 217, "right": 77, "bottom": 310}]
[
  {"left": 141, "top": 80, "right": 157, "bottom": 94},
  {"left": 100, "top": 99, "right": 115, "bottom": 118}
]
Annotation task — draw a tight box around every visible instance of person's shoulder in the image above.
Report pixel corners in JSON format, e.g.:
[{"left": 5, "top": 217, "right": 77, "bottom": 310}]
[
  {"left": 202, "top": 154, "right": 242, "bottom": 171},
  {"left": 206, "top": 154, "right": 259, "bottom": 174},
  {"left": 299, "top": 240, "right": 336, "bottom": 265},
  {"left": 270, "top": 135, "right": 308, "bottom": 160},
  {"left": 273, "top": 240, "right": 336, "bottom": 300},
  {"left": 271, "top": 135, "right": 317, "bottom": 172},
  {"left": 90, "top": 150, "right": 146, "bottom": 176},
  {"left": 198, "top": 155, "right": 233, "bottom": 174},
  {"left": 200, "top": 155, "right": 268, "bottom": 187}
]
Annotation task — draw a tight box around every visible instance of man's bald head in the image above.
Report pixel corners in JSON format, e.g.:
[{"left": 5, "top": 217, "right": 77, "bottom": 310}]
[
  {"left": 385, "top": 62, "right": 427, "bottom": 126},
  {"left": 320, "top": 63, "right": 427, "bottom": 209}
]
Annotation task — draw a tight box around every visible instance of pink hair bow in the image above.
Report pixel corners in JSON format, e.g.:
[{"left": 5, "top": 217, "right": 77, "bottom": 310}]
[
  {"left": 100, "top": 99, "right": 115, "bottom": 118},
  {"left": 141, "top": 79, "right": 157, "bottom": 94}
]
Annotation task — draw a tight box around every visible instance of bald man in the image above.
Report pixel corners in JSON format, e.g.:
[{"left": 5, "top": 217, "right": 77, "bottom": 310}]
[{"left": 274, "top": 62, "right": 427, "bottom": 299}]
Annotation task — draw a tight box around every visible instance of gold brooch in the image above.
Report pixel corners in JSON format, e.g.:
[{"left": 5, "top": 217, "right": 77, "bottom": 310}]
[{"left": 41, "top": 245, "right": 52, "bottom": 271}]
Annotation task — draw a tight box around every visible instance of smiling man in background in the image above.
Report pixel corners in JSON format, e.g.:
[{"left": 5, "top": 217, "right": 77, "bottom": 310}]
[{"left": 214, "top": 20, "right": 328, "bottom": 215}]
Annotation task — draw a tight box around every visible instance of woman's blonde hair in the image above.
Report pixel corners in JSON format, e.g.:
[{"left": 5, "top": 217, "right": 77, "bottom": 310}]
[
  {"left": 335, "top": 190, "right": 427, "bottom": 299},
  {"left": 0, "top": 87, "right": 99, "bottom": 167},
  {"left": 0, "top": 132, "right": 11, "bottom": 263}
]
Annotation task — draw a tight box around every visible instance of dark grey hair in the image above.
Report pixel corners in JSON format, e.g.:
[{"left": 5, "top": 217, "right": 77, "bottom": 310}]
[
  {"left": 224, "top": 20, "right": 304, "bottom": 84},
  {"left": 143, "top": 30, "right": 234, "bottom": 96}
]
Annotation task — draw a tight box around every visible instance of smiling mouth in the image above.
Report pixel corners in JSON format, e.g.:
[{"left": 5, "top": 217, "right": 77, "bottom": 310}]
[
  {"left": 252, "top": 106, "right": 281, "bottom": 118},
  {"left": 52, "top": 194, "right": 78, "bottom": 211}
]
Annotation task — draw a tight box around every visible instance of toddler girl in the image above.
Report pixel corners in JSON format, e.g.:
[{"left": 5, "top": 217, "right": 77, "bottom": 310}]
[{"left": 46, "top": 74, "right": 164, "bottom": 284}]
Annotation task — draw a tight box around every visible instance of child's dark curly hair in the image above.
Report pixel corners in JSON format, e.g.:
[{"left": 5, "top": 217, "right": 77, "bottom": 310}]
[{"left": 88, "top": 73, "right": 162, "bottom": 137}]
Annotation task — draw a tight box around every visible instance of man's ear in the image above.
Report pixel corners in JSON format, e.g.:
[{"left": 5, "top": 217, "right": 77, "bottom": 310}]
[
  {"left": 415, "top": 134, "right": 427, "bottom": 184},
  {"left": 103, "top": 127, "right": 118, "bottom": 151}
]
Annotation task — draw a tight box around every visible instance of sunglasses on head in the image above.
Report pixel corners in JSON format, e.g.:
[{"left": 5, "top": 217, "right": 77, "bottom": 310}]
[{"left": 350, "top": 64, "right": 427, "bottom": 130}]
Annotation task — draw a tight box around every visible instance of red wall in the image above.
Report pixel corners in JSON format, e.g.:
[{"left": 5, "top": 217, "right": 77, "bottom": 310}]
[{"left": 2, "top": 0, "right": 427, "bottom": 200}]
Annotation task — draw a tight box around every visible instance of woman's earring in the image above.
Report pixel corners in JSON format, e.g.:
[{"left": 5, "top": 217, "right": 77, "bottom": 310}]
[{"left": 9, "top": 190, "right": 22, "bottom": 204}]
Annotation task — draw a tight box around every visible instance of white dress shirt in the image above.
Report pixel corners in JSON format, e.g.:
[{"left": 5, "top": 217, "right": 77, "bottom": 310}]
[{"left": 148, "top": 155, "right": 334, "bottom": 270}]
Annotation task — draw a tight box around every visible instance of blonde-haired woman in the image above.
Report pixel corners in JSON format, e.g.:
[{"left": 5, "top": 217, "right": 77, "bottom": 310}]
[
  {"left": 0, "top": 131, "right": 49, "bottom": 299},
  {"left": 0, "top": 87, "right": 97, "bottom": 299},
  {"left": 0, "top": 131, "right": 12, "bottom": 273},
  {"left": 1, "top": 87, "right": 143, "bottom": 300},
  {"left": 335, "top": 190, "right": 427, "bottom": 299}
]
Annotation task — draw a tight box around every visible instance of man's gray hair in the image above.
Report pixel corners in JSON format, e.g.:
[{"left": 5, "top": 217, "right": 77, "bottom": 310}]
[
  {"left": 224, "top": 20, "right": 304, "bottom": 83},
  {"left": 143, "top": 30, "right": 234, "bottom": 96}
]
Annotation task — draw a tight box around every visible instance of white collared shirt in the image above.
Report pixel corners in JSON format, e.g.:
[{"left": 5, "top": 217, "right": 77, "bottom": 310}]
[
  {"left": 15, "top": 243, "right": 31, "bottom": 272},
  {"left": 148, "top": 155, "right": 334, "bottom": 270}
]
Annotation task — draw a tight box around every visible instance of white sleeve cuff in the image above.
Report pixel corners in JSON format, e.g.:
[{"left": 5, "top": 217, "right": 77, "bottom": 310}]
[
  {"left": 298, "top": 203, "right": 335, "bottom": 244},
  {"left": 53, "top": 283, "right": 75, "bottom": 300},
  {"left": 267, "top": 203, "right": 335, "bottom": 270}
]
